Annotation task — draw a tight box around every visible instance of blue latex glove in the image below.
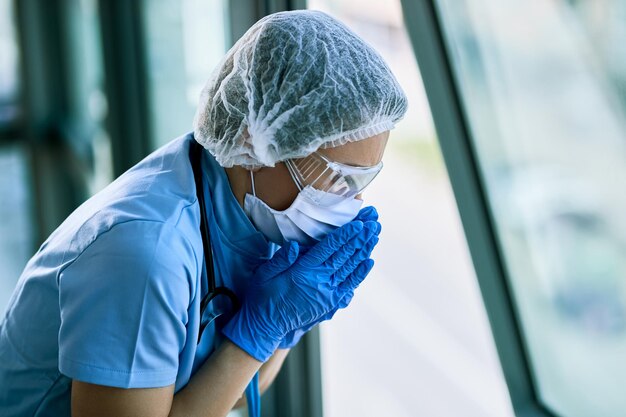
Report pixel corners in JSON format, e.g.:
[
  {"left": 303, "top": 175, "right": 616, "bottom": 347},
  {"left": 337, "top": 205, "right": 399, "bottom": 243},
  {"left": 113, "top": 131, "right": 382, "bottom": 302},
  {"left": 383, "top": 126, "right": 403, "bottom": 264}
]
[
  {"left": 222, "top": 219, "right": 379, "bottom": 362},
  {"left": 355, "top": 206, "right": 379, "bottom": 224},
  {"left": 278, "top": 206, "right": 381, "bottom": 349}
]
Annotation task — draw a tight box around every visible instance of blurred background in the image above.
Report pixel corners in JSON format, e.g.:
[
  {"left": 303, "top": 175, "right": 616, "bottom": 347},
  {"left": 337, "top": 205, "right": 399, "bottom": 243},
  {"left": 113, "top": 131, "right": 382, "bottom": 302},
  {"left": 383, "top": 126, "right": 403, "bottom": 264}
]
[{"left": 2, "top": 1, "right": 626, "bottom": 417}]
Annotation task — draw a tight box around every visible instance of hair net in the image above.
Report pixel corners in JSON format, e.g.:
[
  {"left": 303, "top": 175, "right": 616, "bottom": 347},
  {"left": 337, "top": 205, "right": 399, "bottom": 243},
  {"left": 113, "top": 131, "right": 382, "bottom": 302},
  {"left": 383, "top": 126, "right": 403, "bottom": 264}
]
[{"left": 193, "top": 10, "right": 408, "bottom": 168}]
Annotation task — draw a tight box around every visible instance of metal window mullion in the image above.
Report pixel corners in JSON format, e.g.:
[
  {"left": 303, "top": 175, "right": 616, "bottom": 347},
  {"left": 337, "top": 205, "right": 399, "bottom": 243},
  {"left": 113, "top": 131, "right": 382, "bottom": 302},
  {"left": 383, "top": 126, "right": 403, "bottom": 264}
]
[
  {"left": 98, "top": 0, "right": 152, "bottom": 177},
  {"left": 15, "top": 0, "right": 91, "bottom": 243},
  {"left": 228, "top": 0, "right": 306, "bottom": 42}
]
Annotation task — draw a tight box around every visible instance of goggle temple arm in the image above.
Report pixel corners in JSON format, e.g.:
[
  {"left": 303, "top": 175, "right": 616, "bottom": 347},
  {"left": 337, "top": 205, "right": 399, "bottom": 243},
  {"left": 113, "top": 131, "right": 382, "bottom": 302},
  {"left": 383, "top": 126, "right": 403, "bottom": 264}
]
[{"left": 284, "top": 159, "right": 304, "bottom": 192}]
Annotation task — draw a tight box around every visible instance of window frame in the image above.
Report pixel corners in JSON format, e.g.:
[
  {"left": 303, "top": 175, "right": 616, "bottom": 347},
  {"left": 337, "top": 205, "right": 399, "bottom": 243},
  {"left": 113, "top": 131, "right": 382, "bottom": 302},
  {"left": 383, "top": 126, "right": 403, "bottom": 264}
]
[
  {"left": 400, "top": 1, "right": 559, "bottom": 416},
  {"left": 15, "top": 0, "right": 94, "bottom": 244},
  {"left": 98, "top": 0, "right": 153, "bottom": 176}
]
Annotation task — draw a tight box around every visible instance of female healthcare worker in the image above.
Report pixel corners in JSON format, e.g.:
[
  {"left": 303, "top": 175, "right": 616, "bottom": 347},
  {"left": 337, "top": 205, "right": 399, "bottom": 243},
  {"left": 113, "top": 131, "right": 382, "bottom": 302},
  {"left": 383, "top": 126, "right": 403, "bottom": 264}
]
[{"left": 0, "top": 10, "right": 407, "bottom": 417}]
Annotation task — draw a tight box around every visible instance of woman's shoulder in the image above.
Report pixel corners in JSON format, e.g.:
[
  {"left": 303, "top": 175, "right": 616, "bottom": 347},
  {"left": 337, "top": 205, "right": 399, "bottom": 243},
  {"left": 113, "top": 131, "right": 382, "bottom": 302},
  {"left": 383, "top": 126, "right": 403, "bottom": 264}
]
[{"left": 30, "top": 133, "right": 203, "bottom": 284}]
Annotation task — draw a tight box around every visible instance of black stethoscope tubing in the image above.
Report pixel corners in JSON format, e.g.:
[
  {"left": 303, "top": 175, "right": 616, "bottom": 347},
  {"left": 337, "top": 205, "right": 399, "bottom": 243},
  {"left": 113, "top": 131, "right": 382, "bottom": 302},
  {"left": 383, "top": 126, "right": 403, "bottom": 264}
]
[{"left": 189, "top": 140, "right": 240, "bottom": 343}]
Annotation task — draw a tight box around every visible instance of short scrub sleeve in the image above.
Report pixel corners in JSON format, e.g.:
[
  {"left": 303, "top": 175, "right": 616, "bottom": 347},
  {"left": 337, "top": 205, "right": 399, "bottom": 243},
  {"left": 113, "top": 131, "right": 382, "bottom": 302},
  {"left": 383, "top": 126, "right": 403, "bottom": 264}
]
[{"left": 58, "top": 220, "right": 197, "bottom": 388}]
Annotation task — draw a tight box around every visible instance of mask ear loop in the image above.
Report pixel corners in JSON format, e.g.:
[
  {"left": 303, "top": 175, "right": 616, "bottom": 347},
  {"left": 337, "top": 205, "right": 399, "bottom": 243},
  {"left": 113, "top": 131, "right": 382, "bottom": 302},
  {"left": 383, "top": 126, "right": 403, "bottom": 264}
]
[{"left": 249, "top": 170, "right": 257, "bottom": 197}]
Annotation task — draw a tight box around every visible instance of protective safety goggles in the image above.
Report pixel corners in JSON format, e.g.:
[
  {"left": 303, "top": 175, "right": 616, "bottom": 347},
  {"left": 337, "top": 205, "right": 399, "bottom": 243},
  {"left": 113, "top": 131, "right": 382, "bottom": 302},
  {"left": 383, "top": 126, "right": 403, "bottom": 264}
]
[{"left": 284, "top": 151, "right": 383, "bottom": 205}]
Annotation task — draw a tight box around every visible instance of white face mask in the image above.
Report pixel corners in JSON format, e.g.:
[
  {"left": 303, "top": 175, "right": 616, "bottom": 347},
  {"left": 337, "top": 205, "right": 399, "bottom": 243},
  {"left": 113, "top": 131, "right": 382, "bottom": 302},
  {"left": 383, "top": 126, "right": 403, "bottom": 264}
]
[{"left": 243, "top": 171, "right": 363, "bottom": 246}]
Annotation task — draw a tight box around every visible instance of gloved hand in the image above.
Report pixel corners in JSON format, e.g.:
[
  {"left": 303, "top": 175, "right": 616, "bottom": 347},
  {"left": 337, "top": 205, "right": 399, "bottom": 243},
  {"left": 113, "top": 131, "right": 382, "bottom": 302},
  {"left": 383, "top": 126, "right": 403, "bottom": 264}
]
[
  {"left": 222, "top": 218, "right": 379, "bottom": 362},
  {"left": 278, "top": 206, "right": 381, "bottom": 349},
  {"left": 355, "top": 206, "right": 379, "bottom": 223}
]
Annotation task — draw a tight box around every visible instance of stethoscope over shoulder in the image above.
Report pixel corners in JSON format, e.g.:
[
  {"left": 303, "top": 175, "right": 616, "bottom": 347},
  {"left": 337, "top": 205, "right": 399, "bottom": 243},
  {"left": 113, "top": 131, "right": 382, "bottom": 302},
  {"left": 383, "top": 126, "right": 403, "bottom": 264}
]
[
  {"left": 189, "top": 140, "right": 260, "bottom": 417},
  {"left": 188, "top": 140, "right": 240, "bottom": 344}
]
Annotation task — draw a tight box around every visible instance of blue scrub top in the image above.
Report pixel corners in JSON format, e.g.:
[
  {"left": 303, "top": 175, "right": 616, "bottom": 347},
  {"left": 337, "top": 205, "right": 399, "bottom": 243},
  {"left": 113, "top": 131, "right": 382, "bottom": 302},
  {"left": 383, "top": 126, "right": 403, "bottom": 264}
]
[{"left": 0, "top": 133, "right": 276, "bottom": 416}]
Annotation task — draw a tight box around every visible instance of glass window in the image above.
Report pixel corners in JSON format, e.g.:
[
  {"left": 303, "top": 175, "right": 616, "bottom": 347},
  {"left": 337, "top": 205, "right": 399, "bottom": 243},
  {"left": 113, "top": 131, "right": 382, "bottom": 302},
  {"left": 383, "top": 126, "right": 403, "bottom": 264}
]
[
  {"left": 0, "top": 0, "right": 32, "bottom": 315},
  {"left": 307, "top": 1, "right": 513, "bottom": 416},
  {"left": 437, "top": 1, "right": 626, "bottom": 416},
  {"left": 0, "top": 0, "right": 20, "bottom": 124},
  {"left": 0, "top": 145, "right": 34, "bottom": 314},
  {"left": 142, "top": 0, "right": 230, "bottom": 149},
  {"left": 66, "top": 0, "right": 112, "bottom": 194}
]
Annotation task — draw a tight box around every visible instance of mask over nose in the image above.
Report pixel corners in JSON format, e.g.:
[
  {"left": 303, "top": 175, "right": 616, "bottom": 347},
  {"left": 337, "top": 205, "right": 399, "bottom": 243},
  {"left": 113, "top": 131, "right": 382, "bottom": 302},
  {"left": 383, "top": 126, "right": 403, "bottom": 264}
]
[{"left": 243, "top": 171, "right": 363, "bottom": 246}]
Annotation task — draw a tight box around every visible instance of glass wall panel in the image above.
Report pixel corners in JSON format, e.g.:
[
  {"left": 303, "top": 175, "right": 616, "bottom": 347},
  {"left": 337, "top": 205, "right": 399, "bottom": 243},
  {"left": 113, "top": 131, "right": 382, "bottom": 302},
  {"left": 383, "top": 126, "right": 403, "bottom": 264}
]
[
  {"left": 66, "top": 0, "right": 111, "bottom": 194},
  {"left": 0, "top": 146, "right": 34, "bottom": 314},
  {"left": 436, "top": 1, "right": 626, "bottom": 416},
  {"left": 0, "top": 0, "right": 19, "bottom": 124},
  {"left": 307, "top": 1, "right": 513, "bottom": 416},
  {"left": 0, "top": 0, "right": 31, "bottom": 314},
  {"left": 142, "top": 0, "right": 229, "bottom": 149}
]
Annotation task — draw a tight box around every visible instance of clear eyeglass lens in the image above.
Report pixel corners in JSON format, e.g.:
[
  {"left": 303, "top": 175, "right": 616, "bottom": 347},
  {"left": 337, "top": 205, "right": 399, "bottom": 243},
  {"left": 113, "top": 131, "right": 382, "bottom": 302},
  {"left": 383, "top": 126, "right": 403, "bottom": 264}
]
[{"left": 287, "top": 152, "right": 382, "bottom": 199}]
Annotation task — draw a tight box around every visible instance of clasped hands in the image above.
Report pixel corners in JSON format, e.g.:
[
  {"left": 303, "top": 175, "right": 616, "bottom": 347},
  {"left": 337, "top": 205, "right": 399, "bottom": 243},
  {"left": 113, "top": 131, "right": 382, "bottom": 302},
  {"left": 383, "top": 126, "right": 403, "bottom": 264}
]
[{"left": 222, "top": 206, "right": 381, "bottom": 362}]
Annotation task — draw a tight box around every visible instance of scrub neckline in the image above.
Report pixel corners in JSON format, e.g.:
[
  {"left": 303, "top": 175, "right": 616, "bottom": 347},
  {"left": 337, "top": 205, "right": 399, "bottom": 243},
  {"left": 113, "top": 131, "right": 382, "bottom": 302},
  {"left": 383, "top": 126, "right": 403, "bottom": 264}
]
[{"left": 197, "top": 139, "right": 274, "bottom": 260}]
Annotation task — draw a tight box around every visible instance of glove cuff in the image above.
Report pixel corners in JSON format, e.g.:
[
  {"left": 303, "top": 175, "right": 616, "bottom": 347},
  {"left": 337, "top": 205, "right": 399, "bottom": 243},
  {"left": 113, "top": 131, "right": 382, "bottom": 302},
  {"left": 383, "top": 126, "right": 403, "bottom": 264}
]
[
  {"left": 221, "top": 307, "right": 281, "bottom": 363},
  {"left": 278, "top": 329, "right": 305, "bottom": 350}
]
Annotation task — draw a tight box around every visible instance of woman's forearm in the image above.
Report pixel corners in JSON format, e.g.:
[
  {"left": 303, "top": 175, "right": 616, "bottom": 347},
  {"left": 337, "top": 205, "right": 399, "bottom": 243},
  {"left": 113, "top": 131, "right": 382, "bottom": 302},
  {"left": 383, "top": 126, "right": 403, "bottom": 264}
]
[
  {"left": 232, "top": 348, "right": 290, "bottom": 409},
  {"left": 168, "top": 339, "right": 263, "bottom": 417},
  {"left": 260, "top": 348, "right": 290, "bottom": 391}
]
